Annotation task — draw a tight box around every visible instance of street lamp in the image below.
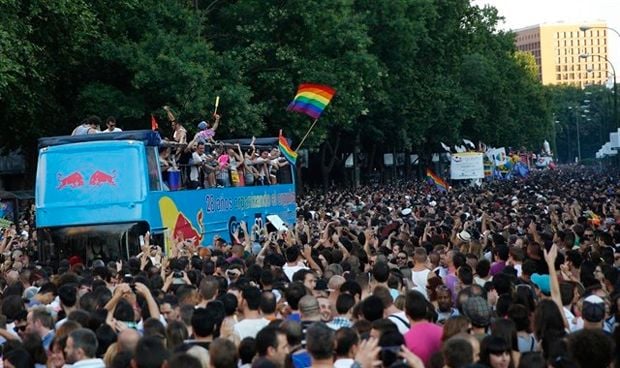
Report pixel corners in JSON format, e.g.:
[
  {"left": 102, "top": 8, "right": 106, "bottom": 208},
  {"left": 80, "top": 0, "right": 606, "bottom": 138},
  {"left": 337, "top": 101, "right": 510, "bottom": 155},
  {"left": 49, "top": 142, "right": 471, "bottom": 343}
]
[
  {"left": 580, "top": 53, "right": 618, "bottom": 129},
  {"left": 579, "top": 25, "right": 620, "bottom": 38},
  {"left": 568, "top": 106, "right": 583, "bottom": 161}
]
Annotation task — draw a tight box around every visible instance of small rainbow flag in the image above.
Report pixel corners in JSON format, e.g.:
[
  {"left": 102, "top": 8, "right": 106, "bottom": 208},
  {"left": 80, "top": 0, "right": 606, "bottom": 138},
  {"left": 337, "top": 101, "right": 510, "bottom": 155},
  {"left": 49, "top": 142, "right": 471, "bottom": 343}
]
[
  {"left": 287, "top": 83, "right": 336, "bottom": 119},
  {"left": 426, "top": 168, "right": 448, "bottom": 192},
  {"left": 279, "top": 131, "right": 298, "bottom": 164}
]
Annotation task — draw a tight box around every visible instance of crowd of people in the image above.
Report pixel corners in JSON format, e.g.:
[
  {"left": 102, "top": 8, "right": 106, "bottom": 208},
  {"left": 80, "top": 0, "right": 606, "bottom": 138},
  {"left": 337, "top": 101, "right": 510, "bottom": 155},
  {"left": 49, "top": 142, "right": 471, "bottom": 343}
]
[
  {"left": 69, "top": 110, "right": 292, "bottom": 189},
  {"left": 160, "top": 108, "right": 291, "bottom": 189},
  {"left": 0, "top": 166, "right": 619, "bottom": 368}
]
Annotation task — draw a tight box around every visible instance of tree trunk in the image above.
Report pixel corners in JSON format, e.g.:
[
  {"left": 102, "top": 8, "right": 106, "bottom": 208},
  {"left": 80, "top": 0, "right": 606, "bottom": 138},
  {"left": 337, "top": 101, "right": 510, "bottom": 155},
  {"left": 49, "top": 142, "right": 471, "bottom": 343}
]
[{"left": 320, "top": 133, "right": 341, "bottom": 194}]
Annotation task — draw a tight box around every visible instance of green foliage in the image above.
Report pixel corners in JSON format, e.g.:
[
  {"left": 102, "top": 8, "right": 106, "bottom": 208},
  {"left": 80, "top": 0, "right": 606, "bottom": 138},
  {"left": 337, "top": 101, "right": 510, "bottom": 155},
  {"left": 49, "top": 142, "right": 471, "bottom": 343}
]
[
  {"left": 0, "top": 0, "right": 554, "bottom": 176},
  {"left": 547, "top": 84, "right": 615, "bottom": 162}
]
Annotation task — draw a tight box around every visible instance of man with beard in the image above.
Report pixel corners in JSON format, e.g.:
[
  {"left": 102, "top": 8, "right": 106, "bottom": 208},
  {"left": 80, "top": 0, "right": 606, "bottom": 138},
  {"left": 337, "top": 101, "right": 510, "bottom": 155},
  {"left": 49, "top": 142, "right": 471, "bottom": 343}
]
[
  {"left": 436, "top": 286, "right": 459, "bottom": 324},
  {"left": 64, "top": 328, "right": 105, "bottom": 368}
]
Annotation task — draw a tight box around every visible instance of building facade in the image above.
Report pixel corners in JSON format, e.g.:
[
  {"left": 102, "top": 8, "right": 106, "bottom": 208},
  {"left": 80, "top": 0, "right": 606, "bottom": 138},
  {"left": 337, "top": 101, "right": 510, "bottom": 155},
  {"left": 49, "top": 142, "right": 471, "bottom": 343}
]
[{"left": 515, "top": 22, "right": 609, "bottom": 87}]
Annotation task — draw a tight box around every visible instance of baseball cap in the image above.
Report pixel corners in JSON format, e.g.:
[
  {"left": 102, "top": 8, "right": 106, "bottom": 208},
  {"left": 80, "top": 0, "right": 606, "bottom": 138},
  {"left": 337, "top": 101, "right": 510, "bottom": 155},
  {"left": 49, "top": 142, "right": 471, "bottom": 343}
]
[
  {"left": 463, "top": 296, "right": 492, "bottom": 327},
  {"left": 92, "top": 259, "right": 105, "bottom": 268},
  {"left": 530, "top": 273, "right": 551, "bottom": 295},
  {"left": 582, "top": 295, "right": 605, "bottom": 323},
  {"left": 197, "top": 121, "right": 208, "bottom": 130},
  {"left": 69, "top": 256, "right": 82, "bottom": 267}
]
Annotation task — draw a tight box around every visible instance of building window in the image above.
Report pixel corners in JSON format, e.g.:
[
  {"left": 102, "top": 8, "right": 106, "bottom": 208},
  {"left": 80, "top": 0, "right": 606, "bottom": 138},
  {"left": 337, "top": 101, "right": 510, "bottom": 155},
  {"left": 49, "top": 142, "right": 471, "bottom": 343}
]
[{"left": 557, "top": 74, "right": 562, "bottom": 80}]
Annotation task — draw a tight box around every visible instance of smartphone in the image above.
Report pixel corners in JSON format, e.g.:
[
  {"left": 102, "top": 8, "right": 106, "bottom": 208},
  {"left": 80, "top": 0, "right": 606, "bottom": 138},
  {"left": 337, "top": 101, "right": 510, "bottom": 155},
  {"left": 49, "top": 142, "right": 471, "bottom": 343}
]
[{"left": 139, "top": 235, "right": 145, "bottom": 247}]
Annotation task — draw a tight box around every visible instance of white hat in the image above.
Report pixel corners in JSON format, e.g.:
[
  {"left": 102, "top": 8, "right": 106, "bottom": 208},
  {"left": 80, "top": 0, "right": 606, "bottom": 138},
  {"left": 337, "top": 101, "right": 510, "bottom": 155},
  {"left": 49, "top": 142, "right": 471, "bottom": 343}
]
[
  {"left": 401, "top": 208, "right": 412, "bottom": 216},
  {"left": 429, "top": 200, "right": 437, "bottom": 207},
  {"left": 457, "top": 230, "right": 472, "bottom": 242}
]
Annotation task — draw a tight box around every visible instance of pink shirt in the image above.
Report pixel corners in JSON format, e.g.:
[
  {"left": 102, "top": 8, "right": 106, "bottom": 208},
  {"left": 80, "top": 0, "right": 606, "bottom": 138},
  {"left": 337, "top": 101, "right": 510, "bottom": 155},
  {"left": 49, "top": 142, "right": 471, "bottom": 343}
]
[
  {"left": 404, "top": 321, "right": 443, "bottom": 366},
  {"left": 218, "top": 153, "right": 230, "bottom": 167}
]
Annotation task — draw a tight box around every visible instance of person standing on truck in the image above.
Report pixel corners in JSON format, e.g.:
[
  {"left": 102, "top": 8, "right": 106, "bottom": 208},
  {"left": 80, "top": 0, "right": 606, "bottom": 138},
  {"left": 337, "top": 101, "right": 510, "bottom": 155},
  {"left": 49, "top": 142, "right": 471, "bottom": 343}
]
[
  {"left": 163, "top": 106, "right": 187, "bottom": 144},
  {"left": 187, "top": 114, "right": 221, "bottom": 150},
  {"left": 103, "top": 116, "right": 122, "bottom": 132},
  {"left": 71, "top": 116, "right": 101, "bottom": 135},
  {"left": 189, "top": 142, "right": 209, "bottom": 189}
]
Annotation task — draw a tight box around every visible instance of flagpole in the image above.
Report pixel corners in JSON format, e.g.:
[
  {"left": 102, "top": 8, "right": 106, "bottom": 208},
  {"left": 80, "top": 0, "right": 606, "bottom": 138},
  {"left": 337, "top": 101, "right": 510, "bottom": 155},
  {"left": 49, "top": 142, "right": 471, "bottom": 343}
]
[{"left": 295, "top": 118, "right": 318, "bottom": 152}]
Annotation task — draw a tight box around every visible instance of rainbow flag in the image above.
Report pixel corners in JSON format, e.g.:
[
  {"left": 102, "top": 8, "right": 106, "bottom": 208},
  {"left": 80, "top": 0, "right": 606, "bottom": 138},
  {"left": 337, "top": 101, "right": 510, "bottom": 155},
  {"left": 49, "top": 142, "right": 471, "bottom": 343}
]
[
  {"left": 426, "top": 168, "right": 448, "bottom": 192},
  {"left": 279, "top": 131, "right": 298, "bottom": 164},
  {"left": 287, "top": 83, "right": 335, "bottom": 119}
]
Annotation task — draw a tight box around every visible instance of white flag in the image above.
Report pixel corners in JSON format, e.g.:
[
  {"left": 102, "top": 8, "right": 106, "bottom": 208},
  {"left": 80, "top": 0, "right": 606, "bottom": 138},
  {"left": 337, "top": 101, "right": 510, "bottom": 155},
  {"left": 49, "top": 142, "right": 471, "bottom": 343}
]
[
  {"left": 440, "top": 142, "right": 451, "bottom": 152},
  {"left": 463, "top": 139, "right": 475, "bottom": 149}
]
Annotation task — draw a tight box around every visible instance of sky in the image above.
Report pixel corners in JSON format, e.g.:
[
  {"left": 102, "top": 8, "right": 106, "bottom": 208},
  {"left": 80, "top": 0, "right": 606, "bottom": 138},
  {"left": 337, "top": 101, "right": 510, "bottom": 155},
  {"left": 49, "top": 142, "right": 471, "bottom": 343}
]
[{"left": 473, "top": 0, "right": 620, "bottom": 71}]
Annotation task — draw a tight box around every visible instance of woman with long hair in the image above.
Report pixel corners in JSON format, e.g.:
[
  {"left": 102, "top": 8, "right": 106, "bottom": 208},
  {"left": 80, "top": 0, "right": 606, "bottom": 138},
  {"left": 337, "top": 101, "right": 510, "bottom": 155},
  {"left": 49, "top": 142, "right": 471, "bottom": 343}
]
[
  {"left": 533, "top": 300, "right": 565, "bottom": 343},
  {"left": 491, "top": 318, "right": 521, "bottom": 367},
  {"left": 478, "top": 335, "right": 515, "bottom": 368}
]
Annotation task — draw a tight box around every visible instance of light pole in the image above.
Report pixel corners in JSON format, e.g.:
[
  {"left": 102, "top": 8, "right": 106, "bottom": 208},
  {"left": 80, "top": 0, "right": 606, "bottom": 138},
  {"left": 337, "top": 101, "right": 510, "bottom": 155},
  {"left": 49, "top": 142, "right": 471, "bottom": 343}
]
[
  {"left": 579, "top": 25, "right": 620, "bottom": 38},
  {"left": 580, "top": 53, "right": 618, "bottom": 129},
  {"left": 568, "top": 106, "right": 583, "bottom": 162}
]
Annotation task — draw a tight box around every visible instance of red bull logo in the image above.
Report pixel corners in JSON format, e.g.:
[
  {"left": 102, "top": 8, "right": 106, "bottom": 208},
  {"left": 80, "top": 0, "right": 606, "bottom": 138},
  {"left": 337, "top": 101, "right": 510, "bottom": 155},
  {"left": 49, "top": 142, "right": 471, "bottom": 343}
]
[
  {"left": 57, "top": 172, "right": 85, "bottom": 189},
  {"left": 89, "top": 170, "right": 116, "bottom": 186},
  {"left": 172, "top": 209, "right": 204, "bottom": 243},
  {"left": 57, "top": 170, "right": 116, "bottom": 190}
]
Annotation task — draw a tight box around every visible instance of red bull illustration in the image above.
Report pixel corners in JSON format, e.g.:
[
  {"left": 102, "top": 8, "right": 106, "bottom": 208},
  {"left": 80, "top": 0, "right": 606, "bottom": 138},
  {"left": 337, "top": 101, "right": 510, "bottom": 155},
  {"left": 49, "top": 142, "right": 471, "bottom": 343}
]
[
  {"left": 89, "top": 170, "right": 117, "bottom": 186},
  {"left": 159, "top": 196, "right": 205, "bottom": 250},
  {"left": 57, "top": 172, "right": 85, "bottom": 189}
]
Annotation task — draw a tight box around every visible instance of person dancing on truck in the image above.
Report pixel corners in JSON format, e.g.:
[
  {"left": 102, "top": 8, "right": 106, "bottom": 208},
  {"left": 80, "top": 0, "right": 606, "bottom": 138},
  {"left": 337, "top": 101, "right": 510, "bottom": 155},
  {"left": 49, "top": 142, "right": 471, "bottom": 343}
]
[
  {"left": 71, "top": 116, "right": 101, "bottom": 135},
  {"left": 163, "top": 106, "right": 187, "bottom": 145},
  {"left": 187, "top": 114, "right": 221, "bottom": 150}
]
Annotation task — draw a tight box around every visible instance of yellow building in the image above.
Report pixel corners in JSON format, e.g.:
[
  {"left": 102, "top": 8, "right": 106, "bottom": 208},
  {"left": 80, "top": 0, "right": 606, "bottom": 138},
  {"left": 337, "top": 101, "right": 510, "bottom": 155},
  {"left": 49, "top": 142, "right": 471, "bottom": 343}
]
[{"left": 514, "top": 23, "right": 609, "bottom": 87}]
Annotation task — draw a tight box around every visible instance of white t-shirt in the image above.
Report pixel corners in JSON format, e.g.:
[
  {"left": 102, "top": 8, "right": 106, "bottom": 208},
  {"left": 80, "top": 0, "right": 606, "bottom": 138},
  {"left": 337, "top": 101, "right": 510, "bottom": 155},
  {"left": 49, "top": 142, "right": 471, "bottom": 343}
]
[
  {"left": 514, "top": 263, "right": 523, "bottom": 278},
  {"left": 233, "top": 317, "right": 269, "bottom": 340},
  {"left": 412, "top": 269, "right": 431, "bottom": 300},
  {"left": 283, "top": 262, "right": 308, "bottom": 282},
  {"left": 564, "top": 306, "right": 583, "bottom": 332},
  {"left": 387, "top": 311, "right": 410, "bottom": 334},
  {"left": 190, "top": 152, "right": 208, "bottom": 181},
  {"left": 334, "top": 358, "right": 355, "bottom": 368}
]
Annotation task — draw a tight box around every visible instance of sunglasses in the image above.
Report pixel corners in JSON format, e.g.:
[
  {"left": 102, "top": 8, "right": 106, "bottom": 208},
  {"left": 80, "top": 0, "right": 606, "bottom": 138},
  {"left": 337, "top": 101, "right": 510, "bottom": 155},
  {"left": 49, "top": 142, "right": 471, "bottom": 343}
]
[{"left": 397, "top": 256, "right": 407, "bottom": 260}]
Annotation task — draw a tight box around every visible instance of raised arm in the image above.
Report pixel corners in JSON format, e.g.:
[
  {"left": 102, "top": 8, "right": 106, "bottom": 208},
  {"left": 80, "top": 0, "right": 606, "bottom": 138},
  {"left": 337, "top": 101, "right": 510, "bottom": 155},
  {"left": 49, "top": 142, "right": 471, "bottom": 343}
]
[
  {"left": 544, "top": 244, "right": 567, "bottom": 329},
  {"left": 163, "top": 106, "right": 176, "bottom": 123},
  {"left": 211, "top": 114, "right": 221, "bottom": 131}
]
